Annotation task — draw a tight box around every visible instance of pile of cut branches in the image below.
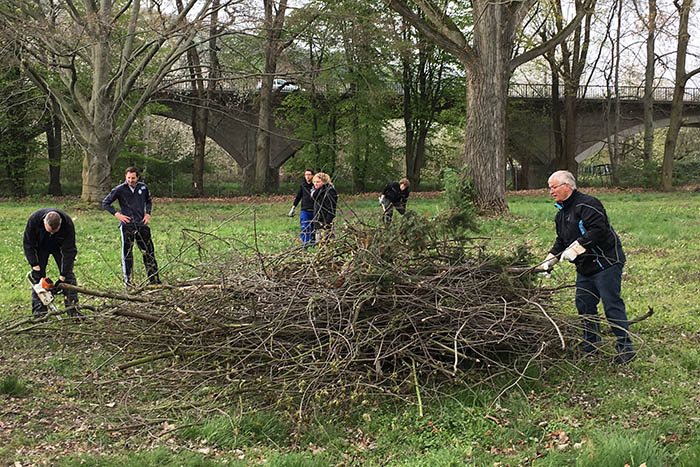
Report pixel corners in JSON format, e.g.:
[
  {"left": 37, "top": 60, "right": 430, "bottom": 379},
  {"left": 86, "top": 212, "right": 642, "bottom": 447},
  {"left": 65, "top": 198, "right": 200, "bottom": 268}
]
[{"left": 5, "top": 212, "right": 581, "bottom": 412}]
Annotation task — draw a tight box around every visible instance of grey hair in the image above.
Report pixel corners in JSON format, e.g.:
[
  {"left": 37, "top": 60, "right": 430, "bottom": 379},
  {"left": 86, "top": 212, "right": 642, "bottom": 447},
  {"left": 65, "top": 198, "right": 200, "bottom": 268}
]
[
  {"left": 548, "top": 170, "right": 577, "bottom": 190},
  {"left": 44, "top": 211, "right": 62, "bottom": 231}
]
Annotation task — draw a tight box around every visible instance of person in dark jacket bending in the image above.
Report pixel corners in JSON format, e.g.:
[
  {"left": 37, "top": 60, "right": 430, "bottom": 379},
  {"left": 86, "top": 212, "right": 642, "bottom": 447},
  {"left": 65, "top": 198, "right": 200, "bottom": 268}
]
[
  {"left": 23, "top": 209, "right": 80, "bottom": 317},
  {"left": 542, "top": 170, "right": 634, "bottom": 364},
  {"left": 102, "top": 166, "right": 161, "bottom": 286},
  {"left": 310, "top": 172, "right": 337, "bottom": 245},
  {"left": 288, "top": 168, "right": 315, "bottom": 246},
  {"left": 379, "top": 178, "right": 410, "bottom": 224}
]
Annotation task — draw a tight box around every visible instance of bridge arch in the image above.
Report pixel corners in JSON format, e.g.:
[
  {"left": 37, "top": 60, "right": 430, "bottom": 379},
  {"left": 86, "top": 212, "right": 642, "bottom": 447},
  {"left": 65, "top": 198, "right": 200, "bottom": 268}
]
[{"left": 575, "top": 115, "right": 700, "bottom": 162}]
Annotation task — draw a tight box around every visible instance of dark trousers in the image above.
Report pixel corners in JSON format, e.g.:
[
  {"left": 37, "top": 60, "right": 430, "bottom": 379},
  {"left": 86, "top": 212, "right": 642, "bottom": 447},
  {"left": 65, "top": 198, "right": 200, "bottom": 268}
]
[
  {"left": 31, "top": 250, "right": 78, "bottom": 317},
  {"left": 382, "top": 200, "right": 406, "bottom": 224},
  {"left": 575, "top": 264, "right": 633, "bottom": 354},
  {"left": 120, "top": 224, "right": 160, "bottom": 285}
]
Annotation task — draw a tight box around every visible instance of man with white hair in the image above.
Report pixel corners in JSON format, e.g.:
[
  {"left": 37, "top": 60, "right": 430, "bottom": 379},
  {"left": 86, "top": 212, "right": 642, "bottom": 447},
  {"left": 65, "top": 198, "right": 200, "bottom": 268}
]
[
  {"left": 542, "top": 170, "right": 635, "bottom": 364},
  {"left": 23, "top": 208, "right": 80, "bottom": 317}
]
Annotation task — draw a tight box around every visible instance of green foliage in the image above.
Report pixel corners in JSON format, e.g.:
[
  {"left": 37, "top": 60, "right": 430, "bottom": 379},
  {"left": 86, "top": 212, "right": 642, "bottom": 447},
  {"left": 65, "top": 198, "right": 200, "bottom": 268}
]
[
  {"left": 437, "top": 167, "right": 478, "bottom": 236},
  {"left": 615, "top": 158, "right": 661, "bottom": 188},
  {"left": 575, "top": 432, "right": 668, "bottom": 467},
  {"left": 266, "top": 452, "right": 330, "bottom": 467},
  {"left": 0, "top": 375, "right": 30, "bottom": 396},
  {"left": 179, "top": 411, "right": 291, "bottom": 449},
  {"left": 59, "top": 446, "right": 244, "bottom": 467},
  {"left": 0, "top": 64, "right": 45, "bottom": 197},
  {"left": 279, "top": 92, "right": 340, "bottom": 176}
]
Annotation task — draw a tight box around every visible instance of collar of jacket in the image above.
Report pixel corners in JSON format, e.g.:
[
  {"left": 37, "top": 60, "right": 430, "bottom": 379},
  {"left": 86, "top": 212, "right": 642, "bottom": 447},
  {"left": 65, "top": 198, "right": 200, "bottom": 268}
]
[{"left": 554, "top": 189, "right": 577, "bottom": 211}]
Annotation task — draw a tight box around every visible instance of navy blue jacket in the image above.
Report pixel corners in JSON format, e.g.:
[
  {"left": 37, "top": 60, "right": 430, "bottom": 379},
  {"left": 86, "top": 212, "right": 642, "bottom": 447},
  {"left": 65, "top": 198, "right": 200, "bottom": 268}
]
[
  {"left": 382, "top": 181, "right": 409, "bottom": 208},
  {"left": 23, "top": 208, "right": 77, "bottom": 275},
  {"left": 102, "top": 181, "right": 153, "bottom": 227},
  {"left": 550, "top": 189, "right": 626, "bottom": 277},
  {"left": 293, "top": 181, "right": 314, "bottom": 212}
]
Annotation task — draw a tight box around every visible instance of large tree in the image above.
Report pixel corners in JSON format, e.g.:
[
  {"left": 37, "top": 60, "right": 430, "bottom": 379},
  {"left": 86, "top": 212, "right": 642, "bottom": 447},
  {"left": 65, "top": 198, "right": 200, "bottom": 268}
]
[
  {"left": 0, "top": 0, "right": 220, "bottom": 203},
  {"left": 385, "top": 0, "right": 594, "bottom": 212},
  {"left": 392, "top": 14, "right": 456, "bottom": 189},
  {"left": 255, "top": 0, "right": 290, "bottom": 193},
  {"left": 661, "top": 0, "right": 699, "bottom": 191},
  {"left": 175, "top": 0, "right": 222, "bottom": 197}
]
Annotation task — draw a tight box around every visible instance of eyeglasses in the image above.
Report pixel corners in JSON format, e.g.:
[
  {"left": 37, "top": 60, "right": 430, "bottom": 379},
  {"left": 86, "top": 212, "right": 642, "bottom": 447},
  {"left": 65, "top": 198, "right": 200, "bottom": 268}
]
[{"left": 549, "top": 183, "right": 565, "bottom": 190}]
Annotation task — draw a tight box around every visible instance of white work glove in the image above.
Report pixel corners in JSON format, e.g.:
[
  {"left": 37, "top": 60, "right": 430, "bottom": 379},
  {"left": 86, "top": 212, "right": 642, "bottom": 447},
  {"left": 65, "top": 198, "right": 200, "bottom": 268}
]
[
  {"left": 542, "top": 253, "right": 559, "bottom": 271},
  {"left": 288, "top": 206, "right": 295, "bottom": 217},
  {"left": 378, "top": 195, "right": 385, "bottom": 206},
  {"left": 561, "top": 240, "right": 586, "bottom": 262}
]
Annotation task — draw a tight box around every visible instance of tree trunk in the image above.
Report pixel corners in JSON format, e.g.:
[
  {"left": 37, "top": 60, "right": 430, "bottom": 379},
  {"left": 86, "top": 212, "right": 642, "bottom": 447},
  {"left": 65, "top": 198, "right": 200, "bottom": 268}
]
[
  {"left": 241, "top": 164, "right": 256, "bottom": 192},
  {"left": 46, "top": 111, "right": 63, "bottom": 196},
  {"left": 642, "top": 0, "right": 656, "bottom": 161},
  {"left": 550, "top": 67, "right": 564, "bottom": 169},
  {"left": 254, "top": 0, "right": 288, "bottom": 194},
  {"left": 255, "top": 75, "right": 273, "bottom": 193},
  {"left": 81, "top": 138, "right": 114, "bottom": 203},
  {"left": 191, "top": 108, "right": 207, "bottom": 197},
  {"left": 662, "top": 0, "right": 694, "bottom": 191},
  {"left": 563, "top": 92, "right": 578, "bottom": 175},
  {"left": 464, "top": 64, "right": 509, "bottom": 213}
]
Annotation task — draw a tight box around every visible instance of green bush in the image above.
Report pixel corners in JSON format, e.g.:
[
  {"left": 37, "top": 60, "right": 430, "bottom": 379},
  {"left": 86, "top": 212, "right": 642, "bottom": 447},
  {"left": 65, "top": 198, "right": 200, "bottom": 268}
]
[
  {"left": 0, "top": 375, "right": 29, "bottom": 396},
  {"left": 576, "top": 431, "right": 667, "bottom": 467}
]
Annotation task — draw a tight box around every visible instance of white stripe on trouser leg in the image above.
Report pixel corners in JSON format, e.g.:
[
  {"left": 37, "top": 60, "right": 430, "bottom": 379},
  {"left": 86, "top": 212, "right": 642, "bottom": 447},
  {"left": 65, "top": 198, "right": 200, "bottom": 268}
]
[{"left": 120, "top": 225, "right": 128, "bottom": 283}]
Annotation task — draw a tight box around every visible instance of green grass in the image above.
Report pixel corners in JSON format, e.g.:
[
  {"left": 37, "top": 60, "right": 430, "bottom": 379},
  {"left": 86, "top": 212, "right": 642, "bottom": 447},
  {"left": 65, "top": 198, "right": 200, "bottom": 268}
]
[
  {"left": 1, "top": 190, "right": 699, "bottom": 465},
  {"left": 0, "top": 375, "right": 30, "bottom": 396}
]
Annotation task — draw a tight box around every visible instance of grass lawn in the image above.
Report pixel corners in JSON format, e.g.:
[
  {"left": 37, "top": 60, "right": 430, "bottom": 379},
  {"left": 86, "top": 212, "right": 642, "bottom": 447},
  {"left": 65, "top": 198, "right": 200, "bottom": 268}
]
[{"left": 0, "top": 189, "right": 699, "bottom": 466}]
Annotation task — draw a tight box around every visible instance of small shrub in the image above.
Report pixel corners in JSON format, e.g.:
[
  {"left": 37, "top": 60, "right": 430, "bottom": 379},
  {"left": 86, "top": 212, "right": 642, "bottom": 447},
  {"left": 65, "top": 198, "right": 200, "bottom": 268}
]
[
  {"left": 179, "top": 411, "right": 290, "bottom": 449},
  {"left": 0, "top": 375, "right": 30, "bottom": 397},
  {"left": 267, "top": 452, "right": 330, "bottom": 467},
  {"left": 576, "top": 431, "right": 667, "bottom": 467}
]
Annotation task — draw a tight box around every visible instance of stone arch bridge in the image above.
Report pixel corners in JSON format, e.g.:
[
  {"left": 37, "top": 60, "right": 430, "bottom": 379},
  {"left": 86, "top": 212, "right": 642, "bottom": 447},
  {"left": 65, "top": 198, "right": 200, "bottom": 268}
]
[{"left": 153, "top": 83, "right": 700, "bottom": 189}]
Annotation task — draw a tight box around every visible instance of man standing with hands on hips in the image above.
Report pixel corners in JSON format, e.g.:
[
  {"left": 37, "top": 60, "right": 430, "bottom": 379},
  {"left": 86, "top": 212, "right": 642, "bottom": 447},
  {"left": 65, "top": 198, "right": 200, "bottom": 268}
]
[
  {"left": 102, "top": 167, "right": 161, "bottom": 286},
  {"left": 542, "top": 170, "right": 634, "bottom": 364}
]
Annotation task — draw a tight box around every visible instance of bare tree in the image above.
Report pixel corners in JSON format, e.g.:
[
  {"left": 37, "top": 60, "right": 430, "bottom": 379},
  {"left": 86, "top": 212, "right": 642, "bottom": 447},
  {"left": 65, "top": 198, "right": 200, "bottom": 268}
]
[
  {"left": 0, "top": 0, "right": 219, "bottom": 203},
  {"left": 255, "top": 0, "right": 290, "bottom": 193},
  {"left": 394, "top": 16, "right": 453, "bottom": 189},
  {"left": 640, "top": 0, "right": 657, "bottom": 161},
  {"left": 661, "top": 0, "right": 700, "bottom": 190},
  {"left": 175, "top": 0, "right": 222, "bottom": 197},
  {"left": 552, "top": 0, "right": 596, "bottom": 176},
  {"left": 46, "top": 98, "right": 63, "bottom": 196},
  {"left": 384, "top": 0, "right": 594, "bottom": 213}
]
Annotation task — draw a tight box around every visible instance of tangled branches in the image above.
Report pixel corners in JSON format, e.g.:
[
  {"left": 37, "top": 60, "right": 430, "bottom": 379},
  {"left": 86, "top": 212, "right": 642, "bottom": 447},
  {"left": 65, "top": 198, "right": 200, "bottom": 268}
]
[{"left": 6, "top": 213, "right": 581, "bottom": 414}]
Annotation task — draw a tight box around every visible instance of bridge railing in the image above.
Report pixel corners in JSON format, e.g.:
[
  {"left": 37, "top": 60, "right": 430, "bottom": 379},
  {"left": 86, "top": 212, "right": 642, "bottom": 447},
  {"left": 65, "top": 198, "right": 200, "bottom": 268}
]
[{"left": 509, "top": 83, "right": 700, "bottom": 102}]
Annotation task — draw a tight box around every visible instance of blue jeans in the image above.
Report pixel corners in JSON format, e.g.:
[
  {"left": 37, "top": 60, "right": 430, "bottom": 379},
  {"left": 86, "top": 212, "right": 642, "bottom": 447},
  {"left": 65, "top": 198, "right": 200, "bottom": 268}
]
[
  {"left": 300, "top": 210, "right": 314, "bottom": 246},
  {"left": 575, "top": 264, "right": 633, "bottom": 354}
]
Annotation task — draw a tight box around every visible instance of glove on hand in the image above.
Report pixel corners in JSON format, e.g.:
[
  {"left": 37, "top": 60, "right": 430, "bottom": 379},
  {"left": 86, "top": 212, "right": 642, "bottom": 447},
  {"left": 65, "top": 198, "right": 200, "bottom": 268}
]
[
  {"left": 542, "top": 253, "right": 559, "bottom": 271},
  {"left": 288, "top": 206, "right": 295, "bottom": 217},
  {"left": 561, "top": 240, "right": 586, "bottom": 262}
]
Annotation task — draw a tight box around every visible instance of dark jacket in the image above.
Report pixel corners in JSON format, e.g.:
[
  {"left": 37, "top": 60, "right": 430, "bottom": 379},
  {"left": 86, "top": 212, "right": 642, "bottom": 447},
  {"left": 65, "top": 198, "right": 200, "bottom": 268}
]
[
  {"left": 293, "top": 180, "right": 314, "bottom": 212},
  {"left": 550, "top": 189, "right": 626, "bottom": 277},
  {"left": 311, "top": 184, "right": 337, "bottom": 227},
  {"left": 382, "top": 181, "right": 409, "bottom": 208},
  {"left": 102, "top": 181, "right": 153, "bottom": 227},
  {"left": 23, "top": 208, "right": 77, "bottom": 276}
]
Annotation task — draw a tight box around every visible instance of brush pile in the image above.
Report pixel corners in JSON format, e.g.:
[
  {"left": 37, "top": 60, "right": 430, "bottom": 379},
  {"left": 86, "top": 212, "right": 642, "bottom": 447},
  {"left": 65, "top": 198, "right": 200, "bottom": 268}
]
[
  {"left": 3, "top": 201, "right": 582, "bottom": 412},
  {"left": 31, "top": 210, "right": 575, "bottom": 410}
]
